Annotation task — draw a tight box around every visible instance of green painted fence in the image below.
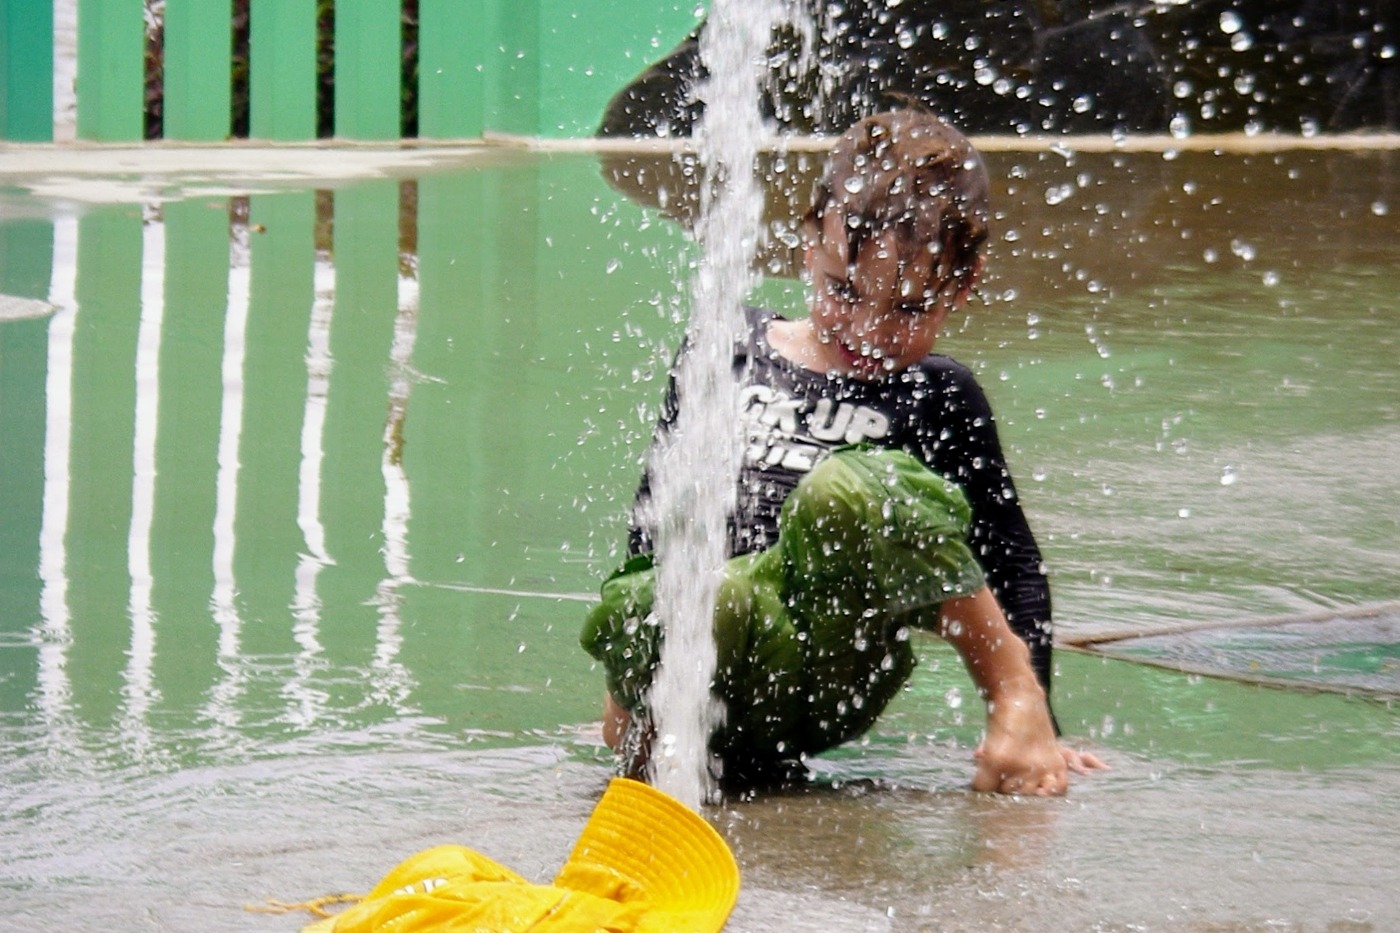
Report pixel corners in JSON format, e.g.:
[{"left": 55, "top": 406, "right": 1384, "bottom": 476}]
[{"left": 1, "top": 1, "right": 700, "bottom": 143}]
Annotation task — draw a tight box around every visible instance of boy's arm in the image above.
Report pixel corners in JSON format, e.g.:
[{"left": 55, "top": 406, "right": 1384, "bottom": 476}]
[
  {"left": 924, "top": 365, "right": 1054, "bottom": 693},
  {"left": 937, "top": 586, "right": 1071, "bottom": 795}
]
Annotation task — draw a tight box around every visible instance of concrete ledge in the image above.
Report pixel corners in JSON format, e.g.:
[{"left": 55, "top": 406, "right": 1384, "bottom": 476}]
[{"left": 5, "top": 132, "right": 1400, "bottom": 204}]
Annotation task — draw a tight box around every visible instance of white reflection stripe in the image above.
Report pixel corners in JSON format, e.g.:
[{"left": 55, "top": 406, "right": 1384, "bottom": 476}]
[
  {"left": 124, "top": 211, "right": 165, "bottom": 746},
  {"left": 213, "top": 228, "right": 250, "bottom": 641},
  {"left": 421, "top": 581, "right": 595, "bottom": 603},
  {"left": 381, "top": 273, "right": 418, "bottom": 584},
  {"left": 205, "top": 224, "right": 252, "bottom": 730},
  {"left": 38, "top": 213, "right": 79, "bottom": 723},
  {"left": 297, "top": 258, "right": 336, "bottom": 567},
  {"left": 369, "top": 269, "right": 420, "bottom": 706},
  {"left": 286, "top": 254, "right": 336, "bottom": 727}
]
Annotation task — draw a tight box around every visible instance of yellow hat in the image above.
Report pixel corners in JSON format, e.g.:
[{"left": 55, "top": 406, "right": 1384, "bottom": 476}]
[{"left": 300, "top": 778, "right": 739, "bottom": 933}]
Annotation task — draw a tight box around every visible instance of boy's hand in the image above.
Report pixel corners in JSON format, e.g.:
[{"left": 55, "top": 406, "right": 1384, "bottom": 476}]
[
  {"left": 971, "top": 683, "right": 1068, "bottom": 796},
  {"left": 935, "top": 587, "right": 1109, "bottom": 795}
]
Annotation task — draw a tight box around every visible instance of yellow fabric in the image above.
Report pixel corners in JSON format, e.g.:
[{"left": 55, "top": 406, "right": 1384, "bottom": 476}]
[{"left": 299, "top": 778, "right": 739, "bottom": 933}]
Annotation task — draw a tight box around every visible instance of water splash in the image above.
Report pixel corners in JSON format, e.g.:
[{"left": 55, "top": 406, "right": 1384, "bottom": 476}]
[{"left": 646, "top": 0, "right": 803, "bottom": 808}]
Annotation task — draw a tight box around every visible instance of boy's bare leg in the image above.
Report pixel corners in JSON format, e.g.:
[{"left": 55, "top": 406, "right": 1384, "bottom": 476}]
[
  {"left": 937, "top": 587, "right": 1105, "bottom": 795},
  {"left": 601, "top": 692, "right": 652, "bottom": 780},
  {"left": 602, "top": 692, "right": 631, "bottom": 751}
]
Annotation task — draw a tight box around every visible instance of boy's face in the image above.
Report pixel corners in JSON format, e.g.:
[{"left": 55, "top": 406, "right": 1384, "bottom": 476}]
[{"left": 805, "top": 210, "right": 966, "bottom": 379}]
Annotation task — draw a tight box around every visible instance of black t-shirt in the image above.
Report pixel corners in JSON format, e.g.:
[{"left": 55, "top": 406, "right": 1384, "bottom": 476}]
[{"left": 628, "top": 306, "right": 1053, "bottom": 690}]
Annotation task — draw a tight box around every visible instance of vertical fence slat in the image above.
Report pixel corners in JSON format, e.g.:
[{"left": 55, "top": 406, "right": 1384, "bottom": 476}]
[
  {"left": 334, "top": 0, "right": 401, "bottom": 139},
  {"left": 67, "top": 208, "right": 143, "bottom": 721},
  {"left": 75, "top": 0, "right": 145, "bottom": 141},
  {"left": 0, "top": 0, "right": 54, "bottom": 141},
  {"left": 0, "top": 221, "right": 53, "bottom": 635},
  {"left": 320, "top": 182, "right": 400, "bottom": 662},
  {"left": 149, "top": 199, "right": 228, "bottom": 699},
  {"left": 163, "top": 0, "right": 232, "bottom": 140},
  {"left": 418, "top": 0, "right": 493, "bottom": 139},
  {"left": 242, "top": 193, "right": 316, "bottom": 613},
  {"left": 493, "top": 1, "right": 540, "bottom": 137},
  {"left": 248, "top": 0, "right": 317, "bottom": 141}
]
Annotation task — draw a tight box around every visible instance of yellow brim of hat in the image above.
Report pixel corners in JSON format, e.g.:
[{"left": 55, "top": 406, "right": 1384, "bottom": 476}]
[
  {"left": 556, "top": 778, "right": 740, "bottom": 933},
  {"left": 299, "top": 778, "right": 739, "bottom": 933}
]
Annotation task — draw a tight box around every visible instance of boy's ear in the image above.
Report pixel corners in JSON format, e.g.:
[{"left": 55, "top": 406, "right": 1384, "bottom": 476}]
[
  {"left": 952, "top": 254, "right": 987, "bottom": 308},
  {"left": 801, "top": 241, "right": 815, "bottom": 284},
  {"left": 967, "top": 254, "right": 987, "bottom": 289}
]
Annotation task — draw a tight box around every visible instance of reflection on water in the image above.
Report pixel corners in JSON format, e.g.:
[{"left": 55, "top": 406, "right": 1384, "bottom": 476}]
[
  {"left": 26, "top": 192, "right": 416, "bottom": 756},
  {"left": 1, "top": 147, "right": 1399, "bottom": 930},
  {"left": 3, "top": 170, "right": 652, "bottom": 774}
]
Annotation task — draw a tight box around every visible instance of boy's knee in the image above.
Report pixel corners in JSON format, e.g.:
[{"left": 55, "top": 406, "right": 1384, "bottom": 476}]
[{"left": 784, "top": 451, "right": 882, "bottom": 536}]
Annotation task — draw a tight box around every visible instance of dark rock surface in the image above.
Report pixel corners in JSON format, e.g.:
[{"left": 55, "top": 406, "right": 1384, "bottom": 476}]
[{"left": 599, "top": 1, "right": 1400, "bottom": 137}]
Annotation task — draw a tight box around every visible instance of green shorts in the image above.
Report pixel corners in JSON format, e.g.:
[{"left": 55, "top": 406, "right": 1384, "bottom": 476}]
[{"left": 580, "top": 446, "right": 986, "bottom": 767}]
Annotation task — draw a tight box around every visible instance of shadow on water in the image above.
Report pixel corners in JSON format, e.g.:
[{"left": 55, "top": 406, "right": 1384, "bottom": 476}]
[{"left": 1, "top": 143, "right": 1398, "bottom": 929}]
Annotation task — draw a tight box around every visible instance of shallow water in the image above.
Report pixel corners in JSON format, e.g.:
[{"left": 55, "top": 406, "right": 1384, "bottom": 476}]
[{"left": 1, "top": 144, "right": 1398, "bottom": 931}]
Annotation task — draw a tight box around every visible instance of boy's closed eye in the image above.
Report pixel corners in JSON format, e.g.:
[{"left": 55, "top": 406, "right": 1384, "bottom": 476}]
[
  {"left": 824, "top": 271, "right": 938, "bottom": 318},
  {"left": 822, "top": 272, "right": 861, "bottom": 306}
]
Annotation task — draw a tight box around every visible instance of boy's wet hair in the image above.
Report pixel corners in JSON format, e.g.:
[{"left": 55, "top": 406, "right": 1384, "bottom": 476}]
[{"left": 811, "top": 110, "right": 990, "bottom": 299}]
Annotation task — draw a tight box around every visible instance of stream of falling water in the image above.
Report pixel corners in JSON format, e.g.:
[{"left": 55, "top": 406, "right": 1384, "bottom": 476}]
[{"left": 645, "top": 0, "right": 806, "bottom": 808}]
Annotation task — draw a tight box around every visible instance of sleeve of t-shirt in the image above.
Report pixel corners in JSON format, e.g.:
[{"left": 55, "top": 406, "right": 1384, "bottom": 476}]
[
  {"left": 626, "top": 351, "right": 683, "bottom": 558},
  {"left": 923, "top": 364, "right": 1055, "bottom": 697}
]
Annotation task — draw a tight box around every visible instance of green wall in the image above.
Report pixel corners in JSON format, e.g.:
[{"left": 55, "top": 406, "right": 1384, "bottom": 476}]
[{"left": 496, "top": 0, "right": 700, "bottom": 137}]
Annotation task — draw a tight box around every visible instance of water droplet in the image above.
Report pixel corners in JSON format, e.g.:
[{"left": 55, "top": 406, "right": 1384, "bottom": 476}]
[
  {"left": 944, "top": 687, "right": 963, "bottom": 709},
  {"left": 1177, "top": 507, "right": 1191, "bottom": 518},
  {"left": 1372, "top": 201, "right": 1389, "bottom": 216},
  {"left": 1230, "top": 238, "right": 1257, "bottom": 261},
  {"left": 842, "top": 176, "right": 865, "bottom": 194},
  {"left": 1072, "top": 94, "right": 1093, "bottom": 114},
  {"left": 1173, "top": 79, "right": 1194, "bottom": 99},
  {"left": 605, "top": 258, "right": 621, "bottom": 274},
  {"left": 1219, "top": 11, "right": 1243, "bottom": 34},
  {"left": 1220, "top": 465, "right": 1239, "bottom": 486}
]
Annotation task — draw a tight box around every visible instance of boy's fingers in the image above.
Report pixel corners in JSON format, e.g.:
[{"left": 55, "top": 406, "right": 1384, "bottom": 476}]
[{"left": 1059, "top": 746, "right": 1111, "bottom": 774}]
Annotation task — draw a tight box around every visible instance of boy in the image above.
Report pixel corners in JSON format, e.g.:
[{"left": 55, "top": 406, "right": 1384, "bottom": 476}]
[{"left": 582, "top": 110, "right": 1105, "bottom": 795}]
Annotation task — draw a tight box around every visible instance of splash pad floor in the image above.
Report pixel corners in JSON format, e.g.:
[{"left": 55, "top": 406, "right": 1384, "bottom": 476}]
[{"left": 2, "top": 135, "right": 1399, "bottom": 931}]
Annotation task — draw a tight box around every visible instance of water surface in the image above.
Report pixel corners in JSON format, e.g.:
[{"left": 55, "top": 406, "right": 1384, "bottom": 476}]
[{"left": 1, "top": 144, "right": 1397, "bottom": 931}]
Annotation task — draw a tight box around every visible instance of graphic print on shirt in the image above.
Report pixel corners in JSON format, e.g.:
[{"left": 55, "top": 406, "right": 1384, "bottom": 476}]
[{"left": 739, "top": 384, "right": 891, "bottom": 472}]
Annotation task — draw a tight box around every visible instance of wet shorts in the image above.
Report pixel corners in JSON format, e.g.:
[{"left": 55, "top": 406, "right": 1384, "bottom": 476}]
[{"left": 580, "top": 446, "right": 986, "bottom": 769}]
